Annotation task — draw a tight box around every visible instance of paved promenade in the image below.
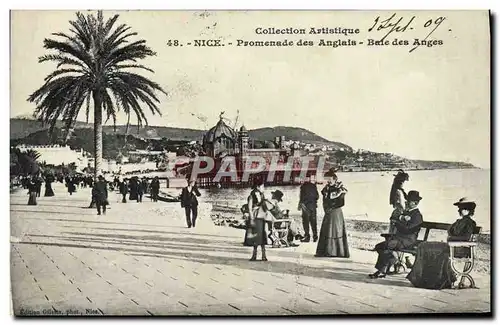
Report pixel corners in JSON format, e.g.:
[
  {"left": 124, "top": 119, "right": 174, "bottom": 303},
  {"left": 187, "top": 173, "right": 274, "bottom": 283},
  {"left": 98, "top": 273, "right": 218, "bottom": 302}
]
[{"left": 10, "top": 184, "right": 491, "bottom": 316}]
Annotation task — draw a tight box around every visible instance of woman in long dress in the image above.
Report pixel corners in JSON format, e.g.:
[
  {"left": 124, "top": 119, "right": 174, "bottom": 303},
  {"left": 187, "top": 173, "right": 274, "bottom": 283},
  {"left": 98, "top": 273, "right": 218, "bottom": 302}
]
[
  {"left": 389, "top": 169, "right": 409, "bottom": 234},
  {"left": 315, "top": 168, "right": 350, "bottom": 258},
  {"left": 44, "top": 173, "right": 55, "bottom": 197},
  {"left": 67, "top": 176, "right": 76, "bottom": 195},
  {"left": 246, "top": 179, "right": 269, "bottom": 261},
  {"left": 27, "top": 177, "right": 38, "bottom": 205},
  {"left": 406, "top": 197, "right": 477, "bottom": 289},
  {"left": 129, "top": 177, "right": 138, "bottom": 201}
]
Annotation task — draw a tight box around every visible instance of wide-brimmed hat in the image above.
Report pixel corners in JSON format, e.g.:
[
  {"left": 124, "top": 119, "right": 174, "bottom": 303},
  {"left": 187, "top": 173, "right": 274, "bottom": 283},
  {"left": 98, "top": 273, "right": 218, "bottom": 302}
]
[
  {"left": 453, "top": 197, "right": 476, "bottom": 209},
  {"left": 271, "top": 190, "right": 284, "bottom": 202},
  {"left": 407, "top": 190, "right": 422, "bottom": 202},
  {"left": 324, "top": 167, "right": 339, "bottom": 177}
]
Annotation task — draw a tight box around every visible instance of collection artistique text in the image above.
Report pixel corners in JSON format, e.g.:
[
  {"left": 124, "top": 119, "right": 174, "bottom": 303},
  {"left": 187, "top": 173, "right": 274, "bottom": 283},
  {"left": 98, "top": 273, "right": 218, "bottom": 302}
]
[{"left": 255, "top": 27, "right": 360, "bottom": 36}]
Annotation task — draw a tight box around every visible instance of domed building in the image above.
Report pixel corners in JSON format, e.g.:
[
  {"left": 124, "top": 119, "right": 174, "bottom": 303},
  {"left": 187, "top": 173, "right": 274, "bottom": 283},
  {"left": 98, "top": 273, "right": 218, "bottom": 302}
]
[
  {"left": 202, "top": 115, "right": 239, "bottom": 157},
  {"left": 191, "top": 113, "right": 322, "bottom": 188}
]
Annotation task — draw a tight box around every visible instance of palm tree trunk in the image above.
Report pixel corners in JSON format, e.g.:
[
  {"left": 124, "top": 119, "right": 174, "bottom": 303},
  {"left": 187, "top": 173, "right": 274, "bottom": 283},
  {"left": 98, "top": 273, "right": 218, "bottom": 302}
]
[
  {"left": 125, "top": 113, "right": 130, "bottom": 146},
  {"left": 89, "top": 92, "right": 103, "bottom": 209},
  {"left": 94, "top": 93, "right": 103, "bottom": 181}
]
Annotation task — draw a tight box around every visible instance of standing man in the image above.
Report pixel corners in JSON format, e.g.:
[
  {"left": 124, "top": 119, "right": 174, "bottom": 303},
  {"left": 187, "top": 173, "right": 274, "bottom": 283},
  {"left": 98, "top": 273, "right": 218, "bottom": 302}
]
[
  {"left": 150, "top": 176, "right": 160, "bottom": 202},
  {"left": 119, "top": 178, "right": 128, "bottom": 203},
  {"left": 369, "top": 190, "right": 423, "bottom": 279},
  {"left": 93, "top": 175, "right": 109, "bottom": 216},
  {"left": 141, "top": 177, "right": 149, "bottom": 195},
  {"left": 298, "top": 175, "right": 319, "bottom": 242},
  {"left": 137, "top": 179, "right": 144, "bottom": 203},
  {"left": 180, "top": 180, "right": 201, "bottom": 228},
  {"left": 35, "top": 175, "right": 43, "bottom": 197}
]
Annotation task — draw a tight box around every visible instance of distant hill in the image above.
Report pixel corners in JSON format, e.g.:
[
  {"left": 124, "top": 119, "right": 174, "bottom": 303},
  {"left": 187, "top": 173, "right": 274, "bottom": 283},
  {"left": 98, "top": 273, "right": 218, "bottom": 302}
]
[
  {"left": 248, "top": 127, "right": 350, "bottom": 150},
  {"left": 10, "top": 118, "right": 92, "bottom": 140},
  {"left": 9, "top": 118, "right": 350, "bottom": 149},
  {"left": 9, "top": 118, "right": 477, "bottom": 169}
]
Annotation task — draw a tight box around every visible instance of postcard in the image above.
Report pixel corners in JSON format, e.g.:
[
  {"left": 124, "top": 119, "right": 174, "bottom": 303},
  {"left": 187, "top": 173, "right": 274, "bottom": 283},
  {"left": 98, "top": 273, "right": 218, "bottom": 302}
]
[{"left": 10, "top": 10, "right": 490, "bottom": 316}]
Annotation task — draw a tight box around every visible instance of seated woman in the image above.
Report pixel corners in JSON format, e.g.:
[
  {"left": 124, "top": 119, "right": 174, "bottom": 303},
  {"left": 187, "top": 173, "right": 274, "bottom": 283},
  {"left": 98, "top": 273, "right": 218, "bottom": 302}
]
[
  {"left": 447, "top": 197, "right": 477, "bottom": 258},
  {"left": 266, "top": 190, "right": 303, "bottom": 247},
  {"left": 448, "top": 198, "right": 477, "bottom": 240},
  {"left": 406, "top": 197, "right": 477, "bottom": 289}
]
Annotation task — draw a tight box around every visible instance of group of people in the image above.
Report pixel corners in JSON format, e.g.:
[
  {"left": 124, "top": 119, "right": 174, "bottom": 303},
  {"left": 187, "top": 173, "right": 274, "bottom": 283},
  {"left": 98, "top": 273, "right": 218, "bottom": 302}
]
[
  {"left": 239, "top": 166, "right": 480, "bottom": 290},
  {"left": 21, "top": 165, "right": 480, "bottom": 289},
  {"left": 61, "top": 174, "right": 95, "bottom": 188},
  {"left": 243, "top": 167, "right": 350, "bottom": 262},
  {"left": 23, "top": 173, "right": 56, "bottom": 205},
  {"left": 113, "top": 176, "right": 160, "bottom": 204},
  {"left": 21, "top": 170, "right": 163, "bottom": 215},
  {"left": 92, "top": 175, "right": 162, "bottom": 214},
  {"left": 22, "top": 171, "right": 98, "bottom": 206},
  {"left": 368, "top": 169, "right": 479, "bottom": 290}
]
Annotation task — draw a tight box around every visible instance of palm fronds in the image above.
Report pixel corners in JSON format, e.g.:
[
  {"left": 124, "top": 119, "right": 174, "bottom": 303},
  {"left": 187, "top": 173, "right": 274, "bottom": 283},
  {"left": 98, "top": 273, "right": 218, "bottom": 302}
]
[{"left": 28, "top": 10, "right": 167, "bottom": 134}]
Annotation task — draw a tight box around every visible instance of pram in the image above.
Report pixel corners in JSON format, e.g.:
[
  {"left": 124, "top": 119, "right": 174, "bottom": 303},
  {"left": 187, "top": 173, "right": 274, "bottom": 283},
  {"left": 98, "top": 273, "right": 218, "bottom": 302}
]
[
  {"left": 268, "top": 209, "right": 294, "bottom": 248},
  {"left": 241, "top": 203, "right": 294, "bottom": 248}
]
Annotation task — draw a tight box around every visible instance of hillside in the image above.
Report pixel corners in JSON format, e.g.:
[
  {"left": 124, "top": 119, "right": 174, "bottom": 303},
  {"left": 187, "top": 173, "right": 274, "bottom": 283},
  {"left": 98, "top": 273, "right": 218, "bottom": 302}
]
[
  {"left": 10, "top": 118, "right": 350, "bottom": 148},
  {"left": 248, "top": 127, "right": 350, "bottom": 150},
  {"left": 9, "top": 118, "right": 477, "bottom": 170},
  {"left": 10, "top": 118, "right": 91, "bottom": 139}
]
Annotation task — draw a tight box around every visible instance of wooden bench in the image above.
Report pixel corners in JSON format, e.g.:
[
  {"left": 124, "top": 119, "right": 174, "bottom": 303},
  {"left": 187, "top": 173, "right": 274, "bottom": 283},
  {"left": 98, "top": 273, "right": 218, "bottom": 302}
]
[{"left": 381, "top": 221, "right": 482, "bottom": 289}]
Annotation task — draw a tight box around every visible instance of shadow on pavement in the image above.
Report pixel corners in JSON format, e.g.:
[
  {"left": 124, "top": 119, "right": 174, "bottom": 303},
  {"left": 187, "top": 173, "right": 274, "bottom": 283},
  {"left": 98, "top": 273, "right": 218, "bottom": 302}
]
[
  {"left": 59, "top": 225, "right": 239, "bottom": 240},
  {"left": 19, "top": 232, "right": 413, "bottom": 289},
  {"left": 58, "top": 230, "right": 369, "bottom": 264},
  {"left": 11, "top": 209, "right": 95, "bottom": 216}
]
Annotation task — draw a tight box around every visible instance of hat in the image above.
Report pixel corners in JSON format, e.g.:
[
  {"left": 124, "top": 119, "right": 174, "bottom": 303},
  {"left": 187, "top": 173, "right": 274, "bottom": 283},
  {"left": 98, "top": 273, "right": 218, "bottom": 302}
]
[
  {"left": 393, "top": 169, "right": 409, "bottom": 181},
  {"left": 271, "top": 190, "right": 284, "bottom": 202},
  {"left": 453, "top": 197, "right": 476, "bottom": 209},
  {"left": 407, "top": 190, "right": 422, "bottom": 202},
  {"left": 252, "top": 177, "right": 264, "bottom": 188},
  {"left": 324, "top": 167, "right": 339, "bottom": 177}
]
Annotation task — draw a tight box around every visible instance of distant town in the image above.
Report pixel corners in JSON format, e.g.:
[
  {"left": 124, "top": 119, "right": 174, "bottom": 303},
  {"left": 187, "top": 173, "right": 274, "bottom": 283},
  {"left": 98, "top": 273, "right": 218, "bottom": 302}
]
[{"left": 10, "top": 116, "right": 477, "bottom": 178}]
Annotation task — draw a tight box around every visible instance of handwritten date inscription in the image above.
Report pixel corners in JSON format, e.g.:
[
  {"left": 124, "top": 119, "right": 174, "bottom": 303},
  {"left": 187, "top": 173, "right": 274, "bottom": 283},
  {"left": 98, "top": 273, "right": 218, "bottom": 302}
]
[{"left": 368, "top": 13, "right": 447, "bottom": 52}]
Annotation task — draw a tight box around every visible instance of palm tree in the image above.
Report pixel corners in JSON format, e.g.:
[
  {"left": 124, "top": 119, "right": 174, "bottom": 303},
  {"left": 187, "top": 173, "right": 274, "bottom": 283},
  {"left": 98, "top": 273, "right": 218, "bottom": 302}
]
[
  {"left": 24, "top": 149, "right": 42, "bottom": 162},
  {"left": 11, "top": 148, "right": 42, "bottom": 176},
  {"left": 28, "top": 11, "right": 167, "bottom": 184}
]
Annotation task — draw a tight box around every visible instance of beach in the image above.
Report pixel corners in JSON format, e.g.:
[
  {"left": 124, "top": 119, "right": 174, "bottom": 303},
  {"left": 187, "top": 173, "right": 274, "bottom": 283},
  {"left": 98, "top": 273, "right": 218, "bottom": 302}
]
[{"left": 203, "top": 169, "right": 491, "bottom": 230}]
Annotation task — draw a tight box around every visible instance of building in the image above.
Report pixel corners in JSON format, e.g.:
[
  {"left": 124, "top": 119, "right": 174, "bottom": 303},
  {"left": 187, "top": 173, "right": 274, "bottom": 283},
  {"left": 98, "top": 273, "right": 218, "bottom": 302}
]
[
  {"left": 16, "top": 144, "right": 89, "bottom": 170},
  {"left": 191, "top": 114, "right": 321, "bottom": 188}
]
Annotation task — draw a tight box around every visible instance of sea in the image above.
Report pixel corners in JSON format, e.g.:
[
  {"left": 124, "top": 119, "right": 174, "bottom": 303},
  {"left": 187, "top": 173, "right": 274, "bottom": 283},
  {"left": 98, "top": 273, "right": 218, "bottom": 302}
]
[{"left": 201, "top": 169, "right": 491, "bottom": 232}]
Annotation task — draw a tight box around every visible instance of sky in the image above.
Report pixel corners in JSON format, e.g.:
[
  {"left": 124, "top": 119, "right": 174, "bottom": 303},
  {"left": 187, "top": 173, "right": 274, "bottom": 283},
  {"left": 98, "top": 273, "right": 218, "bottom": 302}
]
[{"left": 10, "top": 10, "right": 491, "bottom": 168}]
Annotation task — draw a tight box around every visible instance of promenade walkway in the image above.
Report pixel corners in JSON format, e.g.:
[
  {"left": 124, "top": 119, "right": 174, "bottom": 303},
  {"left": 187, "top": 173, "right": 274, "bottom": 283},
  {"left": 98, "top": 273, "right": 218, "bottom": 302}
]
[{"left": 10, "top": 184, "right": 491, "bottom": 316}]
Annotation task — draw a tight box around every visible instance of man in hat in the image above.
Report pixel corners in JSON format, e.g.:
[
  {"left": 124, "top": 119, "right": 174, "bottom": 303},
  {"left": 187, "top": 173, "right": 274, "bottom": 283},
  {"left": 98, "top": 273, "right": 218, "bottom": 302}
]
[
  {"left": 150, "top": 176, "right": 160, "bottom": 202},
  {"left": 119, "top": 178, "right": 128, "bottom": 203},
  {"left": 298, "top": 175, "right": 319, "bottom": 242},
  {"left": 93, "top": 175, "right": 109, "bottom": 216},
  {"left": 180, "top": 180, "right": 202, "bottom": 228},
  {"left": 369, "top": 190, "right": 423, "bottom": 279}
]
